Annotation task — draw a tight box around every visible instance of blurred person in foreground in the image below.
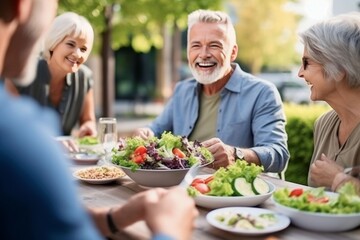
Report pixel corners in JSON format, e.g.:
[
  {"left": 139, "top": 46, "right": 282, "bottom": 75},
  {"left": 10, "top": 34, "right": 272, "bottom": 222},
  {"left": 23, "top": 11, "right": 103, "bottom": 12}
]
[
  {"left": 134, "top": 9, "right": 289, "bottom": 177},
  {"left": 5, "top": 12, "right": 97, "bottom": 152},
  {"left": 0, "top": 0, "right": 197, "bottom": 239},
  {"left": 297, "top": 12, "right": 360, "bottom": 195}
]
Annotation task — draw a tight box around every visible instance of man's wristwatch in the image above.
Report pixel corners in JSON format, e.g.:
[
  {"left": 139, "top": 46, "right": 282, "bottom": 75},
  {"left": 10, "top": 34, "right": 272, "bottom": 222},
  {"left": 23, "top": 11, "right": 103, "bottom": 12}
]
[{"left": 234, "top": 147, "right": 245, "bottom": 161}]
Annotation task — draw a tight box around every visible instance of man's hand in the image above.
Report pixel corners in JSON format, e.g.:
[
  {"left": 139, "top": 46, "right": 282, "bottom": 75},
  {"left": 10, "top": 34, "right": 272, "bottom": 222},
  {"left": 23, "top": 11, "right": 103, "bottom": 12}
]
[
  {"left": 133, "top": 127, "right": 154, "bottom": 139},
  {"left": 201, "top": 138, "right": 235, "bottom": 169}
]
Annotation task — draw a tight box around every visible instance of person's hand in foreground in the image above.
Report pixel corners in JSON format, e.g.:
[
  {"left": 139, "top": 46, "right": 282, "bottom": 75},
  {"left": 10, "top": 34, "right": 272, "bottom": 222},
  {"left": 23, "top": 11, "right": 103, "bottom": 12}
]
[
  {"left": 109, "top": 187, "right": 198, "bottom": 240},
  {"left": 59, "top": 139, "right": 79, "bottom": 153},
  {"left": 309, "top": 153, "right": 344, "bottom": 188},
  {"left": 78, "top": 120, "right": 97, "bottom": 138},
  {"left": 144, "top": 187, "right": 198, "bottom": 240},
  {"left": 133, "top": 127, "right": 155, "bottom": 139}
]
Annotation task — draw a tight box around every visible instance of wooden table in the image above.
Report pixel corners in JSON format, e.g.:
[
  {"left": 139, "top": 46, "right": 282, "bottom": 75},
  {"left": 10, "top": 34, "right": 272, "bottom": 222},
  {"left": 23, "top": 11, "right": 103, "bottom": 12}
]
[{"left": 72, "top": 165, "right": 360, "bottom": 240}]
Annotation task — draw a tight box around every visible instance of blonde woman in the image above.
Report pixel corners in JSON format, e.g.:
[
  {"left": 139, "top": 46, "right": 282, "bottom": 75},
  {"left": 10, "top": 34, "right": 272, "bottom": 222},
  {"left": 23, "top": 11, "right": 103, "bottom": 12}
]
[{"left": 6, "top": 12, "right": 96, "bottom": 140}]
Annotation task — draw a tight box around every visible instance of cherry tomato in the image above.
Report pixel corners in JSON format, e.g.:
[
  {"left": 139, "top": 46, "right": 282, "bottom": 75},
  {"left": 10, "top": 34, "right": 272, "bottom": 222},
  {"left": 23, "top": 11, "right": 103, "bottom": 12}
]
[
  {"left": 193, "top": 183, "right": 210, "bottom": 194},
  {"left": 133, "top": 155, "right": 145, "bottom": 164},
  {"left": 172, "top": 148, "right": 186, "bottom": 158},
  {"left": 307, "top": 194, "right": 329, "bottom": 203},
  {"left": 134, "top": 146, "right": 147, "bottom": 155},
  {"left": 191, "top": 178, "right": 205, "bottom": 187},
  {"left": 204, "top": 175, "right": 214, "bottom": 184},
  {"left": 315, "top": 197, "right": 329, "bottom": 203},
  {"left": 289, "top": 188, "right": 303, "bottom": 197},
  {"left": 132, "top": 146, "right": 147, "bottom": 164}
]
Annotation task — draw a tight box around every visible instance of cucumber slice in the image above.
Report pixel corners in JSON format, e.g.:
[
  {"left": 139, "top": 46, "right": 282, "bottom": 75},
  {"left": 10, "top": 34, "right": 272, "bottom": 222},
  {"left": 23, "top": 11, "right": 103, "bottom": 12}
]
[
  {"left": 232, "top": 177, "right": 255, "bottom": 196},
  {"left": 252, "top": 177, "right": 270, "bottom": 195}
]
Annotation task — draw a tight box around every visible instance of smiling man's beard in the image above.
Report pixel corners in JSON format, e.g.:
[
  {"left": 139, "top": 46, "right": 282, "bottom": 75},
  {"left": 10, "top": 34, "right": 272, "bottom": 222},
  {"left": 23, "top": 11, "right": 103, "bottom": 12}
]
[
  {"left": 189, "top": 53, "right": 230, "bottom": 85},
  {"left": 189, "top": 62, "right": 228, "bottom": 85}
]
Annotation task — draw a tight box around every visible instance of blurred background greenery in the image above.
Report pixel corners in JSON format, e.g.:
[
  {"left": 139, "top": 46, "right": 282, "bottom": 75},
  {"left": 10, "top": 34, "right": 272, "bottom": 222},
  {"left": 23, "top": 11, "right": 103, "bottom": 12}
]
[
  {"left": 284, "top": 103, "right": 331, "bottom": 184},
  {"left": 59, "top": 0, "right": 304, "bottom": 108}
]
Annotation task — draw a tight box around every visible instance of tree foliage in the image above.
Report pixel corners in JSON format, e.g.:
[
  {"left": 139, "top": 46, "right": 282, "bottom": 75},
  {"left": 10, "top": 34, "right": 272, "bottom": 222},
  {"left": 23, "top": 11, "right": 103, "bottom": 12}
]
[
  {"left": 229, "top": 0, "right": 302, "bottom": 73},
  {"left": 59, "top": 0, "right": 223, "bottom": 53}
]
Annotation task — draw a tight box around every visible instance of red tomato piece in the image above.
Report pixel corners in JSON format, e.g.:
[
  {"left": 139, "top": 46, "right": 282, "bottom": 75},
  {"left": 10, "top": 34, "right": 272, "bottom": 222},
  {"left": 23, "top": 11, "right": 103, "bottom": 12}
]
[
  {"left": 307, "top": 194, "right": 329, "bottom": 204},
  {"left": 134, "top": 146, "right": 147, "bottom": 155},
  {"left": 133, "top": 155, "right": 145, "bottom": 164},
  {"left": 191, "top": 178, "right": 205, "bottom": 187},
  {"left": 315, "top": 196, "right": 330, "bottom": 203},
  {"left": 204, "top": 175, "right": 214, "bottom": 184},
  {"left": 132, "top": 146, "right": 147, "bottom": 164},
  {"left": 172, "top": 148, "right": 186, "bottom": 158},
  {"left": 289, "top": 188, "right": 303, "bottom": 197},
  {"left": 193, "top": 183, "right": 210, "bottom": 194}
]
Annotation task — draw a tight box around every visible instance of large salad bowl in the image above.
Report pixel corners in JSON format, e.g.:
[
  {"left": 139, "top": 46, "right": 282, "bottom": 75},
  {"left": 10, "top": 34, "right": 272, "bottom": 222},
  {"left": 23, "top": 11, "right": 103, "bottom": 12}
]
[
  {"left": 119, "top": 165, "right": 205, "bottom": 187},
  {"left": 111, "top": 132, "right": 213, "bottom": 187},
  {"left": 272, "top": 185, "right": 360, "bottom": 232}
]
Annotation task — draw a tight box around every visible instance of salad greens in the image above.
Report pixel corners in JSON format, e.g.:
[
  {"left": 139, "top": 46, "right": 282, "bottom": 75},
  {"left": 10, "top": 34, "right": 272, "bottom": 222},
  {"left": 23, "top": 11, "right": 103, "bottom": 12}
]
[
  {"left": 273, "top": 183, "right": 360, "bottom": 214},
  {"left": 215, "top": 212, "right": 277, "bottom": 230},
  {"left": 189, "top": 160, "right": 264, "bottom": 197},
  {"left": 77, "top": 136, "right": 99, "bottom": 145},
  {"left": 111, "top": 131, "right": 213, "bottom": 170}
]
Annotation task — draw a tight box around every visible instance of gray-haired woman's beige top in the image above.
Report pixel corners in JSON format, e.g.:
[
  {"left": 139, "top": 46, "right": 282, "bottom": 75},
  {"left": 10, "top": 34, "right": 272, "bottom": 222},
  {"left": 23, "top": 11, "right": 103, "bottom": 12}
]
[{"left": 308, "top": 110, "right": 360, "bottom": 186}]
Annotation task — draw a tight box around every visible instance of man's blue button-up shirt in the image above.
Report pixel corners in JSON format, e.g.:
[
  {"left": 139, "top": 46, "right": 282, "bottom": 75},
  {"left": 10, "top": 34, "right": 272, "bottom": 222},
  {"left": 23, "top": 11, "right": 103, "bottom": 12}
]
[{"left": 149, "top": 64, "right": 289, "bottom": 173}]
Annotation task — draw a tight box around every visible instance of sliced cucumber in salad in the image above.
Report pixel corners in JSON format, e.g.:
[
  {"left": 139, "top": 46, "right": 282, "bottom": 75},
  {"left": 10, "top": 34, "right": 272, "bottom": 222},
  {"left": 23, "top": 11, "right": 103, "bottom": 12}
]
[
  {"left": 232, "top": 177, "right": 269, "bottom": 196},
  {"left": 252, "top": 177, "right": 270, "bottom": 194},
  {"left": 232, "top": 178, "right": 255, "bottom": 196}
]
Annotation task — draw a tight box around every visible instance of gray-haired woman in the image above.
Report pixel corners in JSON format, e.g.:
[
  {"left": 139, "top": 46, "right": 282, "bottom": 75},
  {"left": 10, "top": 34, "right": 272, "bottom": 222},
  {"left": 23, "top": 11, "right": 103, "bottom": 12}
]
[{"left": 298, "top": 12, "right": 360, "bottom": 194}]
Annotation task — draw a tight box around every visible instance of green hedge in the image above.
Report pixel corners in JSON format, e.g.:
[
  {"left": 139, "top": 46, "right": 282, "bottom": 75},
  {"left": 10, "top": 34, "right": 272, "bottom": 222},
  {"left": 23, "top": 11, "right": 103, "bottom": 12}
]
[{"left": 284, "top": 103, "right": 330, "bottom": 185}]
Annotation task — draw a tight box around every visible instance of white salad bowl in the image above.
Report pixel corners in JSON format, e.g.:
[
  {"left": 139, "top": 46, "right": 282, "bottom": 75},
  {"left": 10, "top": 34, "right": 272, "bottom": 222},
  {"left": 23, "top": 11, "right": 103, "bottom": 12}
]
[
  {"left": 194, "top": 175, "right": 276, "bottom": 209},
  {"left": 118, "top": 165, "right": 206, "bottom": 188},
  {"left": 273, "top": 198, "right": 360, "bottom": 232}
]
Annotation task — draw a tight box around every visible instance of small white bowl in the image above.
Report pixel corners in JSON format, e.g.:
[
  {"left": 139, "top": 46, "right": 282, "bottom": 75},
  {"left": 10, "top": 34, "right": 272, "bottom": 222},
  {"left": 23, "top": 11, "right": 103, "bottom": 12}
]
[{"left": 273, "top": 199, "right": 360, "bottom": 232}]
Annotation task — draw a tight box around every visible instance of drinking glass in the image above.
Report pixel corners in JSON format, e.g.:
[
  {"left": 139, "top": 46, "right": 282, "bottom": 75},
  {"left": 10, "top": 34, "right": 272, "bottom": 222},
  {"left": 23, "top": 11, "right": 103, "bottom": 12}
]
[{"left": 98, "top": 117, "right": 117, "bottom": 164}]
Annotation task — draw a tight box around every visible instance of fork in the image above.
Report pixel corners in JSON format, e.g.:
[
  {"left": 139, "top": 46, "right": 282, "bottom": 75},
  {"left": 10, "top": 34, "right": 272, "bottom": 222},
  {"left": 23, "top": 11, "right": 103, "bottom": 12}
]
[{"left": 178, "top": 162, "right": 200, "bottom": 188}]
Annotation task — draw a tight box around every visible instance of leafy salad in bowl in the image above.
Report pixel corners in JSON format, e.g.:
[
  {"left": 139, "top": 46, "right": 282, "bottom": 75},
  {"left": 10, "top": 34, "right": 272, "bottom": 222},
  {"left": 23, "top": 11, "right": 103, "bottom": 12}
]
[
  {"left": 273, "top": 183, "right": 360, "bottom": 231},
  {"left": 188, "top": 160, "right": 271, "bottom": 196},
  {"left": 273, "top": 183, "right": 360, "bottom": 214},
  {"left": 76, "top": 136, "right": 103, "bottom": 154},
  {"left": 188, "top": 160, "right": 275, "bottom": 208},
  {"left": 111, "top": 131, "right": 213, "bottom": 170}
]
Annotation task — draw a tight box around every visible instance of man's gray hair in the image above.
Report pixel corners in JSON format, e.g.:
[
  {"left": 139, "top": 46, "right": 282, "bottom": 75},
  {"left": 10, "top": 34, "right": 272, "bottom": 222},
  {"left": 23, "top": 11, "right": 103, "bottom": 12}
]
[{"left": 187, "top": 9, "right": 236, "bottom": 46}]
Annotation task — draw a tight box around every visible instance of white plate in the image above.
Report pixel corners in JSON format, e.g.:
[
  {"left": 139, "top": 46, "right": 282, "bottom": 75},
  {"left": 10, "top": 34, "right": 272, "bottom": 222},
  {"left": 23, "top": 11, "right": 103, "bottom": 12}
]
[
  {"left": 194, "top": 174, "right": 275, "bottom": 209},
  {"left": 68, "top": 153, "right": 102, "bottom": 165},
  {"left": 55, "top": 136, "right": 74, "bottom": 141},
  {"left": 73, "top": 166, "right": 126, "bottom": 184},
  {"left": 206, "top": 207, "right": 290, "bottom": 236}
]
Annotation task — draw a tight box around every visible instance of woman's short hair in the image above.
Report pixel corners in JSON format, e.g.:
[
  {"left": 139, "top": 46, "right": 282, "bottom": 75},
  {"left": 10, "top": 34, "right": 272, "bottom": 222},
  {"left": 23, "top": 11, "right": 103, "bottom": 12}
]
[
  {"left": 187, "top": 9, "right": 237, "bottom": 47},
  {"left": 43, "top": 12, "right": 94, "bottom": 61},
  {"left": 300, "top": 12, "right": 360, "bottom": 87}
]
